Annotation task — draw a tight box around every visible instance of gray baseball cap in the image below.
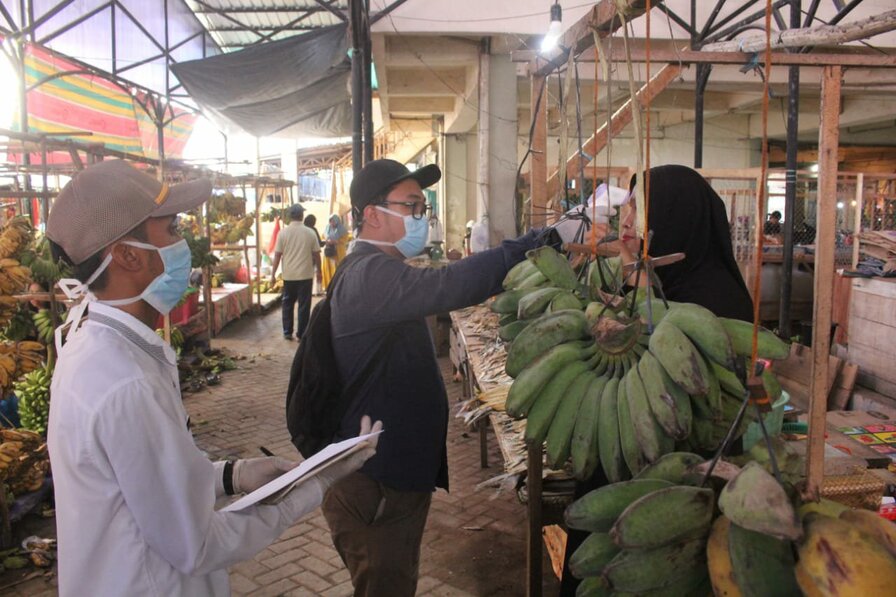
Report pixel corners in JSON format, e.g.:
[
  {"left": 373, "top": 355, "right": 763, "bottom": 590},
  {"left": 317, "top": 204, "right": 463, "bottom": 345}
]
[
  {"left": 47, "top": 160, "right": 211, "bottom": 264},
  {"left": 288, "top": 203, "right": 305, "bottom": 219}
]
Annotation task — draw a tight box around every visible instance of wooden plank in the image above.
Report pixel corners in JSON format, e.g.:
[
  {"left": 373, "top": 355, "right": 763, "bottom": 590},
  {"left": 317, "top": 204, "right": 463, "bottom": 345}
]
[
  {"left": 512, "top": 48, "right": 896, "bottom": 68},
  {"left": 807, "top": 65, "right": 843, "bottom": 499},
  {"left": 788, "top": 440, "right": 872, "bottom": 476},
  {"left": 829, "top": 363, "right": 859, "bottom": 411},
  {"left": 530, "top": 74, "right": 548, "bottom": 227},
  {"left": 848, "top": 341, "right": 896, "bottom": 386},
  {"left": 701, "top": 9, "right": 896, "bottom": 53},
  {"left": 850, "top": 290, "right": 896, "bottom": 326},
  {"left": 531, "top": 0, "right": 659, "bottom": 77},
  {"left": 545, "top": 63, "right": 682, "bottom": 201},
  {"left": 774, "top": 343, "right": 843, "bottom": 410},
  {"left": 852, "top": 277, "right": 896, "bottom": 299}
]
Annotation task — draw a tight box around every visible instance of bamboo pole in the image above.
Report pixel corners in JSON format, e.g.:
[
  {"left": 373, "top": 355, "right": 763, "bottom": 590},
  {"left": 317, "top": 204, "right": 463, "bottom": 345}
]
[{"left": 806, "top": 65, "right": 843, "bottom": 499}]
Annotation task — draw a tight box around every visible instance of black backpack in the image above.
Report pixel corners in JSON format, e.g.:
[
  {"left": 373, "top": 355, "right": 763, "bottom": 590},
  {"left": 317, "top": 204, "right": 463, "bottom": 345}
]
[{"left": 285, "top": 253, "right": 388, "bottom": 457}]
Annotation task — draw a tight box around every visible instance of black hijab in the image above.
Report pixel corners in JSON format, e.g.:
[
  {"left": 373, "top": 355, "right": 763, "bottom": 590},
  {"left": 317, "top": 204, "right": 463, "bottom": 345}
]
[{"left": 632, "top": 165, "right": 754, "bottom": 321}]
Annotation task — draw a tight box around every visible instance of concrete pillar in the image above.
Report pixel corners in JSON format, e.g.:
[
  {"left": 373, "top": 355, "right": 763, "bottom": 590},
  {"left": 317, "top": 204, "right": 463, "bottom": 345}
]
[
  {"left": 444, "top": 133, "right": 470, "bottom": 252},
  {"left": 487, "top": 54, "right": 519, "bottom": 243}
]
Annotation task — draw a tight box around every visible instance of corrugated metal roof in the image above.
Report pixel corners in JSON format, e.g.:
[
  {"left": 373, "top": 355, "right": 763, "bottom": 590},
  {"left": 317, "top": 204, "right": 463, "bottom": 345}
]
[{"left": 185, "top": 0, "right": 347, "bottom": 51}]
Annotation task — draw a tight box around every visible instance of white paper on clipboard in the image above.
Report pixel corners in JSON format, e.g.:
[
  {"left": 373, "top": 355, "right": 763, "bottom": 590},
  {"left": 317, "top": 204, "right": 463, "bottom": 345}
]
[{"left": 221, "top": 430, "right": 383, "bottom": 512}]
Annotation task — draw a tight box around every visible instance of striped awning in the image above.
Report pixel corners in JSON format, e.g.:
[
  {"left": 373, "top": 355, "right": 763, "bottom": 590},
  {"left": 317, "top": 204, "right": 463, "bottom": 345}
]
[{"left": 15, "top": 43, "right": 195, "bottom": 162}]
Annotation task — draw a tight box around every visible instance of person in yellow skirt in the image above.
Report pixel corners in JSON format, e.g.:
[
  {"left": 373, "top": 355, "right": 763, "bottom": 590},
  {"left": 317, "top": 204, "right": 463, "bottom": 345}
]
[{"left": 321, "top": 213, "right": 349, "bottom": 290}]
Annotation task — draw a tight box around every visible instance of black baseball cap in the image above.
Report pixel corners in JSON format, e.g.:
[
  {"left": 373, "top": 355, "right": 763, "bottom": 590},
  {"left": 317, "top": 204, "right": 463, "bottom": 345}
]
[{"left": 350, "top": 159, "right": 441, "bottom": 213}]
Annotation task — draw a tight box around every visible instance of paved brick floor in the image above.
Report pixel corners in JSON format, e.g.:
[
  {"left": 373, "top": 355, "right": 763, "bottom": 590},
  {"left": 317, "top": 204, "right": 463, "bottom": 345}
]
[{"left": 1, "top": 306, "right": 559, "bottom": 596}]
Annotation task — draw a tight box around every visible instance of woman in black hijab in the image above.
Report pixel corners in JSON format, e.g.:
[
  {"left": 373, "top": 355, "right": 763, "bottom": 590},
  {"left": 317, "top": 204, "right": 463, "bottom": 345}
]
[
  {"left": 560, "top": 165, "right": 753, "bottom": 596},
  {"left": 616, "top": 164, "right": 754, "bottom": 322}
]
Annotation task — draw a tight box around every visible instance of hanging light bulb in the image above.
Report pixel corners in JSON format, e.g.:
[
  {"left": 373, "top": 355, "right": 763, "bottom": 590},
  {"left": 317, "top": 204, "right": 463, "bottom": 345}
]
[{"left": 540, "top": 2, "right": 563, "bottom": 53}]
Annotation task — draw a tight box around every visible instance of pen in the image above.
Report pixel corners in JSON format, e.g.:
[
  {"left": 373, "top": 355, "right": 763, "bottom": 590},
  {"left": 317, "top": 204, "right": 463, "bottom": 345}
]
[{"left": 259, "top": 446, "right": 274, "bottom": 457}]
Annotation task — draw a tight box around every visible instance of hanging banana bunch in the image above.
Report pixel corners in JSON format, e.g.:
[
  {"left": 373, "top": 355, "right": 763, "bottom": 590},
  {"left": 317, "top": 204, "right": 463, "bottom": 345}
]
[
  {"left": 0, "top": 217, "right": 34, "bottom": 261},
  {"left": 14, "top": 366, "right": 51, "bottom": 435},
  {"left": 492, "top": 245, "right": 790, "bottom": 482}
]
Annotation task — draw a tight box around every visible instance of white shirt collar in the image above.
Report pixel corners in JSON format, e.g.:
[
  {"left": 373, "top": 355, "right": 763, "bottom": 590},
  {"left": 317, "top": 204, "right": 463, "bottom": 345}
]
[{"left": 86, "top": 302, "right": 176, "bottom": 366}]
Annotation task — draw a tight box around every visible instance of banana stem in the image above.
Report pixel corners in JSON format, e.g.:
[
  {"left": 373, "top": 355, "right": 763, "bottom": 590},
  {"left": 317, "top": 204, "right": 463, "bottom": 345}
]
[{"left": 701, "top": 393, "right": 752, "bottom": 487}]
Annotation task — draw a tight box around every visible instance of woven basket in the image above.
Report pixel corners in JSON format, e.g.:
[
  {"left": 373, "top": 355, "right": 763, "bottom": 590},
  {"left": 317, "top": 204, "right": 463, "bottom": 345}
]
[{"left": 821, "top": 471, "right": 886, "bottom": 510}]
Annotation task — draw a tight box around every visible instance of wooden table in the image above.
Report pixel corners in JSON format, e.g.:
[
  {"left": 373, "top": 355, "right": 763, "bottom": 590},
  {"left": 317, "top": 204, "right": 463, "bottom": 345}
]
[{"left": 449, "top": 306, "right": 574, "bottom": 596}]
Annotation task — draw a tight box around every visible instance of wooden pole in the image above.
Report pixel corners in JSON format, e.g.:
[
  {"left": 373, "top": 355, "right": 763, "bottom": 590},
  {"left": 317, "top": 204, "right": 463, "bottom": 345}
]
[
  {"left": 530, "top": 73, "right": 548, "bottom": 228},
  {"left": 526, "top": 443, "right": 543, "bottom": 597},
  {"left": 204, "top": 202, "right": 215, "bottom": 340},
  {"left": 852, "top": 173, "right": 863, "bottom": 269},
  {"left": 255, "top": 182, "right": 262, "bottom": 311},
  {"left": 806, "top": 65, "right": 842, "bottom": 499}
]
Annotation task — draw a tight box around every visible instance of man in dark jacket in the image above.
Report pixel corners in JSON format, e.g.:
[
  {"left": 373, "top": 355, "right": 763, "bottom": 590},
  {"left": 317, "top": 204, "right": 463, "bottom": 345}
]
[{"left": 322, "top": 159, "right": 549, "bottom": 596}]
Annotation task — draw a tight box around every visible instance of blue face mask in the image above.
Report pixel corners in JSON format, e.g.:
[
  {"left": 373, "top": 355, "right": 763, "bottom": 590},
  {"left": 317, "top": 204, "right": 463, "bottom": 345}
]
[
  {"left": 98, "top": 239, "right": 192, "bottom": 314},
  {"left": 373, "top": 206, "right": 429, "bottom": 258}
]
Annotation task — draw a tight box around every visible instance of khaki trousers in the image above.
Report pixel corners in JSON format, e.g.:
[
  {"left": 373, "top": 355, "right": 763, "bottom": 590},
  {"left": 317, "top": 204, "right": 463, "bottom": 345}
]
[{"left": 322, "top": 472, "right": 432, "bottom": 597}]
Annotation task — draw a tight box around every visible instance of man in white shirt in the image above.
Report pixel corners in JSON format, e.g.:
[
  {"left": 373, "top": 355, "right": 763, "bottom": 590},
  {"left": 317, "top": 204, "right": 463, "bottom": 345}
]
[
  {"left": 45, "top": 160, "right": 379, "bottom": 596},
  {"left": 271, "top": 204, "right": 321, "bottom": 340}
]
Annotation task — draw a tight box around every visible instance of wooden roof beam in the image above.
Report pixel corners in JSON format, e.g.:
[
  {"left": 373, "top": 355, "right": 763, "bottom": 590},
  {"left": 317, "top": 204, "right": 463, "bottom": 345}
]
[
  {"left": 530, "top": 0, "right": 661, "bottom": 77},
  {"left": 701, "top": 8, "right": 896, "bottom": 53},
  {"left": 513, "top": 47, "right": 896, "bottom": 68}
]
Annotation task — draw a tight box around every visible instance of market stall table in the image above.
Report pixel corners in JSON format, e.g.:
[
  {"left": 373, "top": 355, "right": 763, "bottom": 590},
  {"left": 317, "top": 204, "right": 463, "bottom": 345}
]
[
  {"left": 200, "top": 283, "right": 253, "bottom": 336},
  {"left": 450, "top": 305, "right": 575, "bottom": 594}
]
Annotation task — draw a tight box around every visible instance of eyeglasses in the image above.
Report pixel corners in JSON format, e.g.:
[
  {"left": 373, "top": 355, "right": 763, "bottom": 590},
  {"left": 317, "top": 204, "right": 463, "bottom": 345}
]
[{"left": 378, "top": 201, "right": 431, "bottom": 220}]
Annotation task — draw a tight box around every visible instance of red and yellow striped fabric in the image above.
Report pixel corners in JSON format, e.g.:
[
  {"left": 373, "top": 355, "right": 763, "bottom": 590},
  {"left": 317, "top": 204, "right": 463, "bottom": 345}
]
[{"left": 15, "top": 43, "right": 195, "bottom": 161}]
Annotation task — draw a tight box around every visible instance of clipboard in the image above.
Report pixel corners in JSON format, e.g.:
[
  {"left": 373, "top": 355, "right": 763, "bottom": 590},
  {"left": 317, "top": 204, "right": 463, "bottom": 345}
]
[{"left": 221, "top": 430, "right": 383, "bottom": 512}]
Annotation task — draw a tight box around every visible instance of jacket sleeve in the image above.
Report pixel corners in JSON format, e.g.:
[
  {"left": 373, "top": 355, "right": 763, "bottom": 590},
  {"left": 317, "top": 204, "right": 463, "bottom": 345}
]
[
  {"left": 343, "top": 230, "right": 541, "bottom": 324},
  {"left": 93, "top": 378, "right": 324, "bottom": 576}
]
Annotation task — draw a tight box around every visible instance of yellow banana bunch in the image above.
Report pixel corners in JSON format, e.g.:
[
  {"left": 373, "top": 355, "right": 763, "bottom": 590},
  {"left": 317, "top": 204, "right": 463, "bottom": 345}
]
[
  {"left": 15, "top": 340, "right": 45, "bottom": 376},
  {"left": 0, "top": 428, "right": 42, "bottom": 446},
  {"left": 0, "top": 258, "right": 31, "bottom": 294},
  {"left": 0, "top": 295, "right": 19, "bottom": 328},
  {"left": 0, "top": 217, "right": 34, "bottom": 260},
  {"left": 0, "top": 353, "right": 17, "bottom": 388}
]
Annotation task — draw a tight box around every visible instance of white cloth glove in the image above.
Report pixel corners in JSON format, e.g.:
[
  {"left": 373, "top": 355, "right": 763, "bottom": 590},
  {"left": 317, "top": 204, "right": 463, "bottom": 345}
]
[
  {"left": 553, "top": 184, "right": 631, "bottom": 245},
  {"left": 316, "top": 415, "right": 382, "bottom": 490},
  {"left": 232, "top": 457, "right": 298, "bottom": 495}
]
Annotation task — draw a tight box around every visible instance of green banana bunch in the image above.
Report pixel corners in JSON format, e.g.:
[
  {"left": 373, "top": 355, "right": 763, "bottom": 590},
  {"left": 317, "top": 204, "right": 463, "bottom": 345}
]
[
  {"left": 565, "top": 478, "right": 714, "bottom": 594},
  {"left": 33, "top": 309, "right": 55, "bottom": 345},
  {"left": 3, "top": 306, "right": 35, "bottom": 342},
  {"left": 502, "top": 258, "right": 538, "bottom": 290},
  {"left": 495, "top": 245, "right": 795, "bottom": 488},
  {"left": 14, "top": 367, "right": 51, "bottom": 435},
  {"left": 718, "top": 317, "right": 790, "bottom": 360},
  {"left": 505, "top": 309, "right": 588, "bottom": 378},
  {"left": 527, "top": 245, "right": 580, "bottom": 290}
]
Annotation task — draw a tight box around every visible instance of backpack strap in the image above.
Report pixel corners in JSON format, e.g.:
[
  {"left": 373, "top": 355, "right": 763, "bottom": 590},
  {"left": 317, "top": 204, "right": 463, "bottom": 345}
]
[{"left": 325, "top": 249, "right": 399, "bottom": 420}]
